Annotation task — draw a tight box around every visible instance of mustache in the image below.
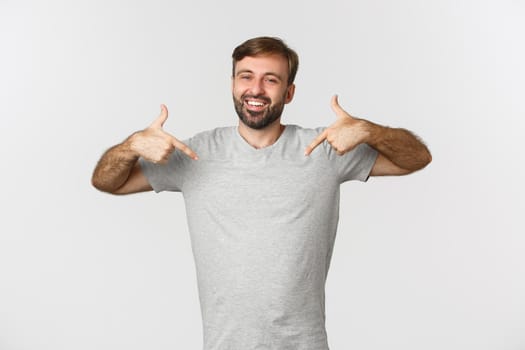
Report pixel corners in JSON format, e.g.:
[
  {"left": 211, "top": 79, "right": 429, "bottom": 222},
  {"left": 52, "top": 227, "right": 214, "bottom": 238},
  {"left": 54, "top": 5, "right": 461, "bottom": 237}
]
[{"left": 241, "top": 94, "right": 271, "bottom": 104}]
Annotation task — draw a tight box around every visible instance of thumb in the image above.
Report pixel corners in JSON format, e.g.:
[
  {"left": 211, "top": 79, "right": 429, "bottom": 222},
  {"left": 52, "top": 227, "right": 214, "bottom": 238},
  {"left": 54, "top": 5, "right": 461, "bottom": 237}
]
[
  {"left": 331, "top": 95, "right": 344, "bottom": 119},
  {"left": 331, "top": 94, "right": 354, "bottom": 120},
  {"left": 150, "top": 104, "right": 169, "bottom": 129}
]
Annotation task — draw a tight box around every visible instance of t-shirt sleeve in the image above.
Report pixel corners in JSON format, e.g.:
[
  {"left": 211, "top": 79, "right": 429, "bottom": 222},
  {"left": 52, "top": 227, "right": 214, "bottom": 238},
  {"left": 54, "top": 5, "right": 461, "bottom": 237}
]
[
  {"left": 321, "top": 131, "right": 378, "bottom": 183},
  {"left": 138, "top": 147, "right": 189, "bottom": 193}
]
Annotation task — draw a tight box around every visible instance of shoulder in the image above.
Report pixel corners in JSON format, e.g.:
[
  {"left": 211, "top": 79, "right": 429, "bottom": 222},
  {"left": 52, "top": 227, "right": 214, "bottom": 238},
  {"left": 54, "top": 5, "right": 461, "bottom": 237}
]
[
  {"left": 185, "top": 126, "right": 236, "bottom": 157},
  {"left": 187, "top": 126, "right": 235, "bottom": 145},
  {"left": 286, "top": 124, "right": 324, "bottom": 134},
  {"left": 191, "top": 126, "right": 235, "bottom": 139},
  {"left": 284, "top": 124, "right": 327, "bottom": 149},
  {"left": 286, "top": 124, "right": 326, "bottom": 138}
]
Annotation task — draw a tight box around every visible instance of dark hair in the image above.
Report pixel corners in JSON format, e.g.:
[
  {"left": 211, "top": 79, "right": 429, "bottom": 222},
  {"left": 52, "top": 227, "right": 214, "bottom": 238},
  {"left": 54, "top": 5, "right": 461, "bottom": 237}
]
[{"left": 232, "top": 36, "right": 299, "bottom": 86}]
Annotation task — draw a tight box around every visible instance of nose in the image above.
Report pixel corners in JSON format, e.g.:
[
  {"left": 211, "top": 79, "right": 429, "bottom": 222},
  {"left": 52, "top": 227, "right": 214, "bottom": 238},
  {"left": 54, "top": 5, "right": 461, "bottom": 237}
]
[{"left": 248, "top": 78, "right": 264, "bottom": 96}]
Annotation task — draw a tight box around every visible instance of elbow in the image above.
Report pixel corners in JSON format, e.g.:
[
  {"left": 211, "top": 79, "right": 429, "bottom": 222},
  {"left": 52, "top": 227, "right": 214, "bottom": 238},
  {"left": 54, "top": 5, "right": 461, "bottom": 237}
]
[
  {"left": 91, "top": 176, "right": 102, "bottom": 191},
  {"left": 416, "top": 148, "right": 432, "bottom": 171},
  {"left": 405, "top": 149, "right": 432, "bottom": 174},
  {"left": 91, "top": 176, "right": 134, "bottom": 195},
  {"left": 423, "top": 149, "right": 432, "bottom": 168},
  {"left": 91, "top": 179, "right": 108, "bottom": 193},
  {"left": 91, "top": 176, "right": 117, "bottom": 194}
]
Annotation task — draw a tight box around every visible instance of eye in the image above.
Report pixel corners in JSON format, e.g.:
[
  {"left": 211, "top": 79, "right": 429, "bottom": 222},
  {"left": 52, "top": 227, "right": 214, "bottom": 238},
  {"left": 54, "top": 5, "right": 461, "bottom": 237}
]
[
  {"left": 265, "top": 77, "right": 278, "bottom": 84},
  {"left": 239, "top": 74, "right": 252, "bottom": 81}
]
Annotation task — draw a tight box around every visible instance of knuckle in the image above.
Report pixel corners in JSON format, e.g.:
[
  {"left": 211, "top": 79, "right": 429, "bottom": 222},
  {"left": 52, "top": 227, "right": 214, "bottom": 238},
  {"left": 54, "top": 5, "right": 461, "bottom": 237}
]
[{"left": 162, "top": 141, "right": 174, "bottom": 152}]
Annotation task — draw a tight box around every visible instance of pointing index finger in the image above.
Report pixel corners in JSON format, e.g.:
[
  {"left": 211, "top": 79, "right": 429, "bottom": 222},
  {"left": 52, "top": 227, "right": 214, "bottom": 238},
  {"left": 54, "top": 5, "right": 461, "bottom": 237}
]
[
  {"left": 171, "top": 137, "right": 199, "bottom": 160},
  {"left": 304, "top": 129, "right": 328, "bottom": 156}
]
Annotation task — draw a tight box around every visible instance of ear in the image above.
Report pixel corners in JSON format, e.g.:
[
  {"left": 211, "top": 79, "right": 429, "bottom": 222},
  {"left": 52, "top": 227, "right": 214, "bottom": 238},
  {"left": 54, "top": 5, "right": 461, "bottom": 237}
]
[{"left": 284, "top": 84, "right": 295, "bottom": 104}]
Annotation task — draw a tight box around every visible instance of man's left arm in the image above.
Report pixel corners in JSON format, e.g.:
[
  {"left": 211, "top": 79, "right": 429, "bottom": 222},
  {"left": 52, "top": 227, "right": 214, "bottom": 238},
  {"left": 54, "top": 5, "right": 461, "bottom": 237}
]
[{"left": 304, "top": 95, "right": 432, "bottom": 176}]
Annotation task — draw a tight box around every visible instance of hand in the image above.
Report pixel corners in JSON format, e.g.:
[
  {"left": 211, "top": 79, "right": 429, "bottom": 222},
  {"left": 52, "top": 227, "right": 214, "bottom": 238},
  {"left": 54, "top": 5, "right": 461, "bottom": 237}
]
[
  {"left": 129, "top": 104, "right": 198, "bottom": 163},
  {"left": 305, "top": 95, "right": 370, "bottom": 156}
]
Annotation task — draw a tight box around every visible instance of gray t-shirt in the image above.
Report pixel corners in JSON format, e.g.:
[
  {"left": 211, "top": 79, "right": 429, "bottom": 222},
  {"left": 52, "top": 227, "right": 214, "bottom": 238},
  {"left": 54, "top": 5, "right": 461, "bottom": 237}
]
[{"left": 139, "top": 125, "right": 378, "bottom": 350}]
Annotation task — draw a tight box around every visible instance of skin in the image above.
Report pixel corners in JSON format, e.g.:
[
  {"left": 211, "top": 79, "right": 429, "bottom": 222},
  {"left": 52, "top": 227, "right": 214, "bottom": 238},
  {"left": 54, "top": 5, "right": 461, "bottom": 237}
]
[
  {"left": 91, "top": 104, "right": 196, "bottom": 194},
  {"left": 305, "top": 95, "right": 432, "bottom": 176},
  {"left": 232, "top": 55, "right": 295, "bottom": 149},
  {"left": 91, "top": 54, "right": 431, "bottom": 194}
]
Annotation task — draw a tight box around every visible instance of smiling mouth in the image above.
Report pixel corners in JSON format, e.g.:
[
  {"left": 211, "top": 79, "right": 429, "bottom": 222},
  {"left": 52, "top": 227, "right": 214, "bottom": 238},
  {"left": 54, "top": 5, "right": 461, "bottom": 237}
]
[
  {"left": 243, "top": 96, "right": 270, "bottom": 112},
  {"left": 246, "top": 100, "right": 265, "bottom": 107}
]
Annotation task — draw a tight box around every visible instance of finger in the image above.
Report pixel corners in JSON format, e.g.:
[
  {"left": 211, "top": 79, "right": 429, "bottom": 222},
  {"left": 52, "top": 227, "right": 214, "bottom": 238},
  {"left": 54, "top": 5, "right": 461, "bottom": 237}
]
[
  {"left": 304, "top": 130, "right": 328, "bottom": 156},
  {"left": 150, "top": 104, "right": 169, "bottom": 129},
  {"left": 330, "top": 94, "right": 345, "bottom": 117},
  {"left": 331, "top": 94, "right": 354, "bottom": 120},
  {"left": 171, "top": 137, "right": 199, "bottom": 160}
]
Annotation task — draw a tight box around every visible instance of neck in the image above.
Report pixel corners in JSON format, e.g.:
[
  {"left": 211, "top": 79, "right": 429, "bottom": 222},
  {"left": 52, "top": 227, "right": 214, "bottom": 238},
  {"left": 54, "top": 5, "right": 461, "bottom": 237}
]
[{"left": 238, "top": 120, "right": 286, "bottom": 149}]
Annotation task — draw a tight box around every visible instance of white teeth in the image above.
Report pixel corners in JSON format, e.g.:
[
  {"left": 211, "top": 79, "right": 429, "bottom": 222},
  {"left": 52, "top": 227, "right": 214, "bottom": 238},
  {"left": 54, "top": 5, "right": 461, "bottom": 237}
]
[{"left": 247, "top": 101, "right": 264, "bottom": 106}]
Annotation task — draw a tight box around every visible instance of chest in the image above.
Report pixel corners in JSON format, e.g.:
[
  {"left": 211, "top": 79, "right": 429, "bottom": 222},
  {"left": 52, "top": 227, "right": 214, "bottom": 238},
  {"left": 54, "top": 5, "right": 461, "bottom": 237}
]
[{"left": 182, "top": 158, "right": 338, "bottom": 217}]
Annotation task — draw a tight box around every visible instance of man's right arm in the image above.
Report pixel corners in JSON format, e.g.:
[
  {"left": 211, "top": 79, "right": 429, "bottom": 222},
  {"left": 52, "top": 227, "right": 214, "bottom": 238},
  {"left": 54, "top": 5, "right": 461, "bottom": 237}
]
[{"left": 91, "top": 104, "right": 198, "bottom": 195}]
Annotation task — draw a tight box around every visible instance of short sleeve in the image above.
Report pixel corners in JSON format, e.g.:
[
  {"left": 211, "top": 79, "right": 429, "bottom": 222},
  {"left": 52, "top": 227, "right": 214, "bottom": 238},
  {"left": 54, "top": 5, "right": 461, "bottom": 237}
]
[
  {"left": 138, "top": 147, "right": 190, "bottom": 193},
  {"left": 324, "top": 140, "right": 378, "bottom": 183}
]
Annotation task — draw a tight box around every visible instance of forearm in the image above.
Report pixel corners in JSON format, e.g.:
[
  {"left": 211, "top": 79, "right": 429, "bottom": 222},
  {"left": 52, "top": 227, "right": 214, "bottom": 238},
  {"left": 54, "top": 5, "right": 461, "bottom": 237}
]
[
  {"left": 365, "top": 121, "right": 432, "bottom": 172},
  {"left": 91, "top": 136, "right": 139, "bottom": 193}
]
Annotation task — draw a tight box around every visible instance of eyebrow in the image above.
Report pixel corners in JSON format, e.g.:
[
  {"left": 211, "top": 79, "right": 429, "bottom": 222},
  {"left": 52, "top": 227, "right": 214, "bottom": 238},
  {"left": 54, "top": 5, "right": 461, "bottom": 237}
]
[{"left": 236, "top": 69, "right": 284, "bottom": 81}]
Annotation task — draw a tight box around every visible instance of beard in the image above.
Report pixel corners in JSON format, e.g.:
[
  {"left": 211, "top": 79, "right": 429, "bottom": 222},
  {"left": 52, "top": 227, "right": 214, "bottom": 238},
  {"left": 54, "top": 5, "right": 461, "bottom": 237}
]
[{"left": 233, "top": 93, "right": 286, "bottom": 130}]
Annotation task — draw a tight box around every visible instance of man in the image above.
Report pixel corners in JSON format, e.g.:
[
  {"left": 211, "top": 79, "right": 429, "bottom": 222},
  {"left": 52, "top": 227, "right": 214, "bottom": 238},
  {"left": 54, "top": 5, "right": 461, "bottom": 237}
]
[{"left": 92, "top": 36, "right": 431, "bottom": 350}]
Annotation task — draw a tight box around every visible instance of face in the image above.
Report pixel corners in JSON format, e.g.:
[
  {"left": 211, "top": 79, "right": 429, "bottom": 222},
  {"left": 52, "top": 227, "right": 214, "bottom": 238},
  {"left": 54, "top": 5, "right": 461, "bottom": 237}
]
[{"left": 232, "top": 55, "right": 295, "bottom": 130}]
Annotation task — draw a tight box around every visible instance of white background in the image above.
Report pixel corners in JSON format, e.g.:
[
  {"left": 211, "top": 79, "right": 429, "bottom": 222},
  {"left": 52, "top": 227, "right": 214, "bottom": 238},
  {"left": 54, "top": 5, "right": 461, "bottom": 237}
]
[{"left": 1, "top": 0, "right": 524, "bottom": 349}]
